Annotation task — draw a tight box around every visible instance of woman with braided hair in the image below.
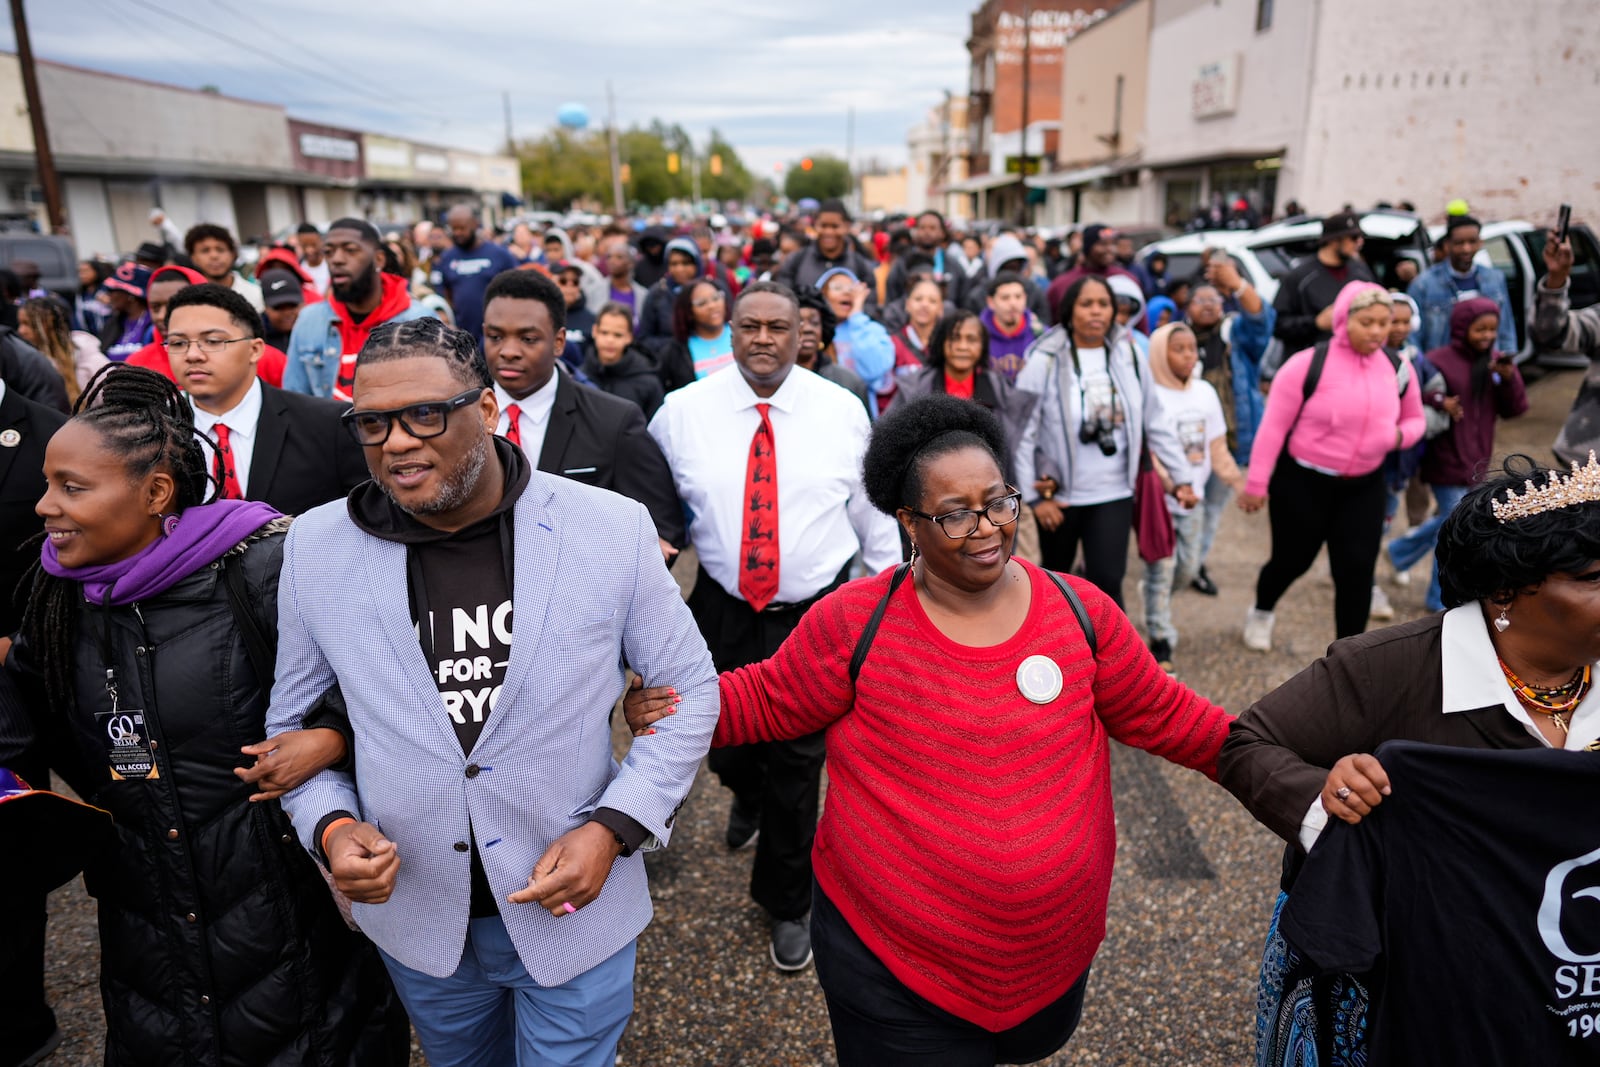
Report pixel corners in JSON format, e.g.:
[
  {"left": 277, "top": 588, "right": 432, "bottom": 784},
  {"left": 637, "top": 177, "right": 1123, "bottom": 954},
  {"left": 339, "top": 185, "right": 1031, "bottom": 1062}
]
[{"left": 0, "top": 364, "right": 409, "bottom": 1065}]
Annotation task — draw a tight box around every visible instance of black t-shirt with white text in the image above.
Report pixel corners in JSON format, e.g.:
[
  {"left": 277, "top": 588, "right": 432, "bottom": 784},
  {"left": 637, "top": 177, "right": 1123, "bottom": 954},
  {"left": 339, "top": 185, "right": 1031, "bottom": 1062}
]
[
  {"left": 1281, "top": 741, "right": 1600, "bottom": 1066},
  {"left": 411, "top": 515, "right": 511, "bottom": 916}
]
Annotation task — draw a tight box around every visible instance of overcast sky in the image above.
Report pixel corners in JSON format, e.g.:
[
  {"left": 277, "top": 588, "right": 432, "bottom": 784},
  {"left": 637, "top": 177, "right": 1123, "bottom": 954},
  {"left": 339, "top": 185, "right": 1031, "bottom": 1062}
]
[{"left": 8, "top": 0, "right": 972, "bottom": 176}]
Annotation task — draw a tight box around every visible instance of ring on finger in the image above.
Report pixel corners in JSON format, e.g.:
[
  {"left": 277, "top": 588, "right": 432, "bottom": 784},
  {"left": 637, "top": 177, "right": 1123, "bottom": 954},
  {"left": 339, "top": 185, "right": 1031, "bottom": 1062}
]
[{"left": 1334, "top": 786, "right": 1352, "bottom": 801}]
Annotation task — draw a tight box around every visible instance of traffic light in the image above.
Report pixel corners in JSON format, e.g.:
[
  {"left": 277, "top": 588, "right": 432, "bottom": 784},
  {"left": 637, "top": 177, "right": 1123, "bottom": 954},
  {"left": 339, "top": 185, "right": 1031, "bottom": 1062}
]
[
  {"left": 801, "top": 157, "right": 813, "bottom": 171},
  {"left": 620, "top": 163, "right": 631, "bottom": 183},
  {"left": 667, "top": 152, "right": 680, "bottom": 174},
  {"left": 709, "top": 153, "right": 723, "bottom": 177}
]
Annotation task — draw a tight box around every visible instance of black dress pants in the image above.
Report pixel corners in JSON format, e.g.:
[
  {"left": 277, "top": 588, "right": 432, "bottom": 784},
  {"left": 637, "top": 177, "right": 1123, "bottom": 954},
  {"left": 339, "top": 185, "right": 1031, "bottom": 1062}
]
[
  {"left": 1034, "top": 496, "right": 1134, "bottom": 609},
  {"left": 687, "top": 566, "right": 845, "bottom": 921},
  {"left": 0, "top": 761, "right": 57, "bottom": 1065},
  {"left": 1255, "top": 459, "right": 1387, "bottom": 639},
  {"left": 811, "top": 881, "right": 1089, "bottom": 1066}
]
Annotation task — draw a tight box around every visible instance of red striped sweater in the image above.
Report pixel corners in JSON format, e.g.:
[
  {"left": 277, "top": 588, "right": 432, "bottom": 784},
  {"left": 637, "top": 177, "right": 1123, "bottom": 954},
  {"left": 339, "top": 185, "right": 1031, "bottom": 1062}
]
[{"left": 715, "top": 559, "right": 1231, "bottom": 1031}]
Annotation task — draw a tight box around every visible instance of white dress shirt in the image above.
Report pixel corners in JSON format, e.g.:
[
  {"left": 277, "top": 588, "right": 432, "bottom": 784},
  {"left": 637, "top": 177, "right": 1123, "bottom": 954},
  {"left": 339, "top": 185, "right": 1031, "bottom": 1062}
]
[
  {"left": 1298, "top": 602, "right": 1600, "bottom": 850},
  {"left": 649, "top": 365, "right": 899, "bottom": 604},
  {"left": 494, "top": 375, "right": 559, "bottom": 462},
  {"left": 192, "top": 378, "right": 264, "bottom": 498}
]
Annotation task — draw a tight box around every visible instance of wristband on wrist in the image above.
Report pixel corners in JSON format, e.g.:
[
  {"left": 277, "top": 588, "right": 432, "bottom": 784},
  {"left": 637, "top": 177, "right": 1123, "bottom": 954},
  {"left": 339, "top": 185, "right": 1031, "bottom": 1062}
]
[{"left": 320, "top": 817, "right": 356, "bottom": 856}]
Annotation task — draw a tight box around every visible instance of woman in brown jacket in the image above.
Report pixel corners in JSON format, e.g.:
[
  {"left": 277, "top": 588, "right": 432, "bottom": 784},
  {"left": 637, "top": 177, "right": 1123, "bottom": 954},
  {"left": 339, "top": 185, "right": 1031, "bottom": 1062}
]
[{"left": 1219, "top": 453, "right": 1600, "bottom": 1066}]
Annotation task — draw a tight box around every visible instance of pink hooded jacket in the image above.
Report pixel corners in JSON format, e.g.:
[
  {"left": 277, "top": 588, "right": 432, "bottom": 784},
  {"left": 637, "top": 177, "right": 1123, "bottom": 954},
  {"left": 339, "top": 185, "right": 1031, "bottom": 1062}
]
[{"left": 1246, "top": 281, "right": 1426, "bottom": 495}]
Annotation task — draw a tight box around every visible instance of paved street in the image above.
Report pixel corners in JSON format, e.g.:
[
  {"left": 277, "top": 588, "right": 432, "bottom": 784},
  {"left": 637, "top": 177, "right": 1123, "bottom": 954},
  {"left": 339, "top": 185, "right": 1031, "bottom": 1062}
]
[{"left": 39, "top": 369, "right": 1581, "bottom": 1066}]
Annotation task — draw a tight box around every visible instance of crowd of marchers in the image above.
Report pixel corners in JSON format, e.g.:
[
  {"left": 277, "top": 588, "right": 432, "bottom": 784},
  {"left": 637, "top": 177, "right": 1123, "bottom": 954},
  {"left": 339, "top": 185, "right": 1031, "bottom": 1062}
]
[{"left": 1, "top": 196, "right": 1598, "bottom": 1067}]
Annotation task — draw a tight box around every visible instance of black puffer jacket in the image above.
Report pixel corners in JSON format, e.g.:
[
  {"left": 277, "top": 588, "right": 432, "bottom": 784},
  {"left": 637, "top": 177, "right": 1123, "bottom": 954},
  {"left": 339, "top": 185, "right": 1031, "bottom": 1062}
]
[{"left": 1, "top": 525, "right": 408, "bottom": 1066}]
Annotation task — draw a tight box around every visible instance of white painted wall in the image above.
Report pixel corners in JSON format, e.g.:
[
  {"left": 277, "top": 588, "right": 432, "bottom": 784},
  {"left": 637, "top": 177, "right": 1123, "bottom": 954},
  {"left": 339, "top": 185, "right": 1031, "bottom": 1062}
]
[
  {"left": 265, "top": 184, "right": 297, "bottom": 235},
  {"left": 63, "top": 177, "right": 115, "bottom": 259},
  {"left": 1300, "top": 0, "right": 1600, "bottom": 223},
  {"left": 1140, "top": 0, "right": 1320, "bottom": 218}
]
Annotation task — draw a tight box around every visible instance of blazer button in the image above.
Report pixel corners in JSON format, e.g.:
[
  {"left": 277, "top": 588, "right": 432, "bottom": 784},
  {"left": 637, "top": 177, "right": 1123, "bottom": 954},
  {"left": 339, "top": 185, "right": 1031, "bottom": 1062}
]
[
  {"left": 453, "top": 841, "right": 470, "bottom": 852},
  {"left": 186, "top": 912, "right": 198, "bottom": 923},
  {"left": 200, "top": 994, "right": 211, "bottom": 1006},
  {"left": 166, "top": 829, "right": 179, "bottom": 841},
  {"left": 465, "top": 764, "right": 480, "bottom": 779},
  {"left": 281, "top": 834, "right": 293, "bottom": 845}
]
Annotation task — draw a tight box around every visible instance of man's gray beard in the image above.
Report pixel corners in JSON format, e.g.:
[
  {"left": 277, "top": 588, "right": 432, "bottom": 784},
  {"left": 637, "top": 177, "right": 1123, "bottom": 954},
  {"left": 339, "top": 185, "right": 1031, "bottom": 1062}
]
[{"left": 394, "top": 433, "right": 490, "bottom": 517}]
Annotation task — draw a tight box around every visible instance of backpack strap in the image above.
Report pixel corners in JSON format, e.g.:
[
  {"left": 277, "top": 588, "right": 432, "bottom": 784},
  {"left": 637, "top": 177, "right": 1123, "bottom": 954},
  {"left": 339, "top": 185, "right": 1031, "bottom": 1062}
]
[
  {"left": 1300, "top": 339, "right": 1332, "bottom": 403},
  {"left": 1041, "top": 568, "right": 1098, "bottom": 658},
  {"left": 849, "top": 562, "right": 912, "bottom": 684},
  {"left": 223, "top": 557, "right": 276, "bottom": 691},
  {"left": 848, "top": 561, "right": 1098, "bottom": 686}
]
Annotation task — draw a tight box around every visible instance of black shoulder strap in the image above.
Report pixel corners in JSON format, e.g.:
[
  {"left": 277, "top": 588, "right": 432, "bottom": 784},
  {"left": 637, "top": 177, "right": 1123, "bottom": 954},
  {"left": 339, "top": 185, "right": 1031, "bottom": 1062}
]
[
  {"left": 848, "top": 561, "right": 1098, "bottom": 685},
  {"left": 223, "top": 557, "right": 276, "bottom": 691},
  {"left": 1041, "top": 568, "right": 1098, "bottom": 657},
  {"left": 849, "top": 562, "right": 911, "bottom": 684},
  {"left": 1301, "top": 339, "right": 1332, "bottom": 403}
]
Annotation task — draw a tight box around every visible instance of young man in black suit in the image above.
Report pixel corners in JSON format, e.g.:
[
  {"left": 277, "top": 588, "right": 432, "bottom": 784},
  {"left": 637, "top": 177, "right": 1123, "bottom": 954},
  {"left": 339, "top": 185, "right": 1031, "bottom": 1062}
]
[
  {"left": 162, "top": 284, "right": 367, "bottom": 514},
  {"left": 481, "top": 270, "right": 684, "bottom": 561},
  {"left": 0, "top": 374, "right": 67, "bottom": 1067}
]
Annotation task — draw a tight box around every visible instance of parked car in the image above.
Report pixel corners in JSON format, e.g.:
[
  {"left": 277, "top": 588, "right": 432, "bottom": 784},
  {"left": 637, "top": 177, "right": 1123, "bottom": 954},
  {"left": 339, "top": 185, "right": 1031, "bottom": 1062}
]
[
  {"left": 1426, "top": 219, "right": 1600, "bottom": 367},
  {"left": 1135, "top": 230, "right": 1279, "bottom": 302},
  {"left": 0, "top": 233, "right": 79, "bottom": 301},
  {"left": 1246, "top": 209, "right": 1433, "bottom": 292}
]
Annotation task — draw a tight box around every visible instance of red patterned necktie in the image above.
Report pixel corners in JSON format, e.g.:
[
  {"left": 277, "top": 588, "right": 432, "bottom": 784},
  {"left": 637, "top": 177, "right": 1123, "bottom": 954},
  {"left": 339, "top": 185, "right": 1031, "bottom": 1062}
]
[
  {"left": 213, "top": 423, "right": 242, "bottom": 500},
  {"left": 738, "top": 403, "right": 780, "bottom": 611},
  {"left": 503, "top": 403, "right": 522, "bottom": 448}
]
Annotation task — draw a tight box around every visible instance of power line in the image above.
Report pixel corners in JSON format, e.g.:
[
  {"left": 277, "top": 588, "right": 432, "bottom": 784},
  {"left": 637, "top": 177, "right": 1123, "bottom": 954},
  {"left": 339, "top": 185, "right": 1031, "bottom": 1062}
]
[{"left": 126, "top": 0, "right": 460, "bottom": 127}]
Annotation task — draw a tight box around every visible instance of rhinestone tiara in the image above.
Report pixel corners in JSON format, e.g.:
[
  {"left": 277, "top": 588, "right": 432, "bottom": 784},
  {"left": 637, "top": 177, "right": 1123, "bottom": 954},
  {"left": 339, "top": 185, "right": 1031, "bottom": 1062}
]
[{"left": 1491, "top": 451, "right": 1600, "bottom": 523}]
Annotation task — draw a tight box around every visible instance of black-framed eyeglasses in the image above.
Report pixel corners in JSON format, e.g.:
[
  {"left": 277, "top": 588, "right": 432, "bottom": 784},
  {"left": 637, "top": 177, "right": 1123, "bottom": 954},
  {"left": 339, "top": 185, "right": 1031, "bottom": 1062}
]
[
  {"left": 906, "top": 488, "right": 1023, "bottom": 539},
  {"left": 340, "top": 388, "right": 484, "bottom": 446}
]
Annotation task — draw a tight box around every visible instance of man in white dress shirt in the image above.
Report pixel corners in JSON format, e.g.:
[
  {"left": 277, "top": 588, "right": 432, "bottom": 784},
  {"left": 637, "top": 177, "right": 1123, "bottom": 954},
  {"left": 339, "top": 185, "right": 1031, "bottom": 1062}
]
[{"left": 648, "top": 281, "right": 900, "bottom": 972}]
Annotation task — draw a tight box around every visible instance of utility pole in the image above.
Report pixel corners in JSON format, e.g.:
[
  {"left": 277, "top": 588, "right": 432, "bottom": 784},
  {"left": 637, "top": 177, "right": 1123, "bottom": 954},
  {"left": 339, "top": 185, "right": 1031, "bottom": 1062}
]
[
  {"left": 1016, "top": 0, "right": 1031, "bottom": 227},
  {"left": 606, "top": 81, "right": 624, "bottom": 215},
  {"left": 845, "top": 105, "right": 855, "bottom": 214},
  {"left": 10, "top": 0, "right": 63, "bottom": 234},
  {"left": 501, "top": 90, "right": 514, "bottom": 153}
]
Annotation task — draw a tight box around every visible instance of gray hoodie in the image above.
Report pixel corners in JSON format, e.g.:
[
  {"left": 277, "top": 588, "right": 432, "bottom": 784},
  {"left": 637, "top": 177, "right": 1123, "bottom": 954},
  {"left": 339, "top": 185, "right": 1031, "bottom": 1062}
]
[
  {"left": 544, "top": 227, "right": 611, "bottom": 312},
  {"left": 1012, "top": 322, "right": 1191, "bottom": 503}
]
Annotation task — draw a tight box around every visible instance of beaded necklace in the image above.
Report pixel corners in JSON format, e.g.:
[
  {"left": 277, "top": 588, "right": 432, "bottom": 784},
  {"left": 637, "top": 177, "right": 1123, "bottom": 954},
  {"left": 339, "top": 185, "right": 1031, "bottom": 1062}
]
[{"left": 1497, "top": 658, "right": 1592, "bottom": 735}]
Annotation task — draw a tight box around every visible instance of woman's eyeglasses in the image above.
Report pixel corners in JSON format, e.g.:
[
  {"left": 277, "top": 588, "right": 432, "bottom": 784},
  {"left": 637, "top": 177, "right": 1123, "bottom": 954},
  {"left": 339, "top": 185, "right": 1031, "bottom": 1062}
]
[
  {"left": 907, "top": 489, "right": 1023, "bottom": 539},
  {"left": 341, "top": 388, "right": 484, "bottom": 446}
]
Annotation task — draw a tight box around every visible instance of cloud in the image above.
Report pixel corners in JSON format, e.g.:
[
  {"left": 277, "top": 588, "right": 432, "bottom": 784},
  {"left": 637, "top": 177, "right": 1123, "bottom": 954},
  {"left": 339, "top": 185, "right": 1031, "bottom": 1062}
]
[{"left": 13, "top": 0, "right": 969, "bottom": 167}]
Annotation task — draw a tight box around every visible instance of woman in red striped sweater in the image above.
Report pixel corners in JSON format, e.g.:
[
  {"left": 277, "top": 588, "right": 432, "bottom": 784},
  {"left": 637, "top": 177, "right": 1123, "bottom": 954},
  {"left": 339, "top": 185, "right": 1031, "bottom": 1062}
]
[{"left": 627, "top": 394, "right": 1233, "bottom": 1065}]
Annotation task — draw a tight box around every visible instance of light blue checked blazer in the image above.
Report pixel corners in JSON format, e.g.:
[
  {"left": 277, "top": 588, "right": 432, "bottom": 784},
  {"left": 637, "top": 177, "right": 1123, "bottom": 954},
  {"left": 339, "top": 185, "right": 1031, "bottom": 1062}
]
[{"left": 267, "top": 471, "right": 719, "bottom": 983}]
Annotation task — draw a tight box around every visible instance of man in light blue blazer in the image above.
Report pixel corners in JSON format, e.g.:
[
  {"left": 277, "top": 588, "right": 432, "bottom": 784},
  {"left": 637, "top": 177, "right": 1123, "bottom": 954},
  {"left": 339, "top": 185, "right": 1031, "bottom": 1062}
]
[{"left": 267, "top": 317, "right": 719, "bottom": 1067}]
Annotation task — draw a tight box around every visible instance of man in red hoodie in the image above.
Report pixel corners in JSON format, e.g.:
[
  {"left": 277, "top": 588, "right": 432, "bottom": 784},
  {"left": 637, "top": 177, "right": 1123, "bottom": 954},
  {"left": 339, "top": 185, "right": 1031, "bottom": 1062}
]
[
  {"left": 256, "top": 245, "right": 324, "bottom": 307},
  {"left": 123, "top": 265, "right": 287, "bottom": 386},
  {"left": 281, "top": 217, "right": 433, "bottom": 401}
]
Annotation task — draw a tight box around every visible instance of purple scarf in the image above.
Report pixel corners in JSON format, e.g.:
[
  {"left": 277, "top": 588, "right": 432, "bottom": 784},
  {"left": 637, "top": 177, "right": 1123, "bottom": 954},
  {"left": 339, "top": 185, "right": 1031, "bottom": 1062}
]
[{"left": 42, "top": 499, "right": 282, "bottom": 606}]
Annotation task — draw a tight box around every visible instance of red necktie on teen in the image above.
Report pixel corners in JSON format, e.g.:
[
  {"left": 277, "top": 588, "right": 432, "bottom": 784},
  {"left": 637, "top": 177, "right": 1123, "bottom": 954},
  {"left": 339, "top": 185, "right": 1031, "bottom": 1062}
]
[
  {"left": 503, "top": 403, "right": 522, "bottom": 449},
  {"left": 738, "top": 403, "right": 780, "bottom": 611},
  {"left": 212, "top": 423, "right": 242, "bottom": 500}
]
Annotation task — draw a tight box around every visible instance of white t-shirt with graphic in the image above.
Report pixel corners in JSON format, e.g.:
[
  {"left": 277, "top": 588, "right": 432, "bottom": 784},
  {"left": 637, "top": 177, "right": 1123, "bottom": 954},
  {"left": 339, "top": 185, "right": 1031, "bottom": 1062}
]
[
  {"left": 1151, "top": 378, "right": 1225, "bottom": 514},
  {"left": 1065, "top": 345, "right": 1132, "bottom": 506}
]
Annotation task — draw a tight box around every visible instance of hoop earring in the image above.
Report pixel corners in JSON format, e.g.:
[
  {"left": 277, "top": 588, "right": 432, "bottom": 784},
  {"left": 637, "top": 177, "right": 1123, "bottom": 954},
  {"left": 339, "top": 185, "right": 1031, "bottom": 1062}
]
[{"left": 1494, "top": 607, "right": 1510, "bottom": 633}]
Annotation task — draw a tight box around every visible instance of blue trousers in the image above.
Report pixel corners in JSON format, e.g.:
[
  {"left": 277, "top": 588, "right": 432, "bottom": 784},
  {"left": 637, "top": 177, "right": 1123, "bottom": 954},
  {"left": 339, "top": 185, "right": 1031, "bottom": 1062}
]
[
  {"left": 380, "top": 916, "right": 635, "bottom": 1067},
  {"left": 1387, "top": 483, "right": 1470, "bottom": 612}
]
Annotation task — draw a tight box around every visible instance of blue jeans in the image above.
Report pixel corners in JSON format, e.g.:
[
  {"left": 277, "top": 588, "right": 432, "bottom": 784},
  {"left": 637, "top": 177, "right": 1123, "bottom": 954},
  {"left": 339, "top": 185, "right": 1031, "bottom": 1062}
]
[
  {"left": 1197, "top": 470, "right": 1235, "bottom": 568},
  {"left": 1387, "top": 484, "right": 1471, "bottom": 612},
  {"left": 379, "top": 917, "right": 635, "bottom": 1067},
  {"left": 1143, "top": 507, "right": 1205, "bottom": 648}
]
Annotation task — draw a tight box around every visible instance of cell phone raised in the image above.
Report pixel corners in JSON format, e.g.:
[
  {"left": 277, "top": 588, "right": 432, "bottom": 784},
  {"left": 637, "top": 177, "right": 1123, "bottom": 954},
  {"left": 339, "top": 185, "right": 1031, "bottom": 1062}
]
[{"left": 1557, "top": 203, "right": 1572, "bottom": 245}]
